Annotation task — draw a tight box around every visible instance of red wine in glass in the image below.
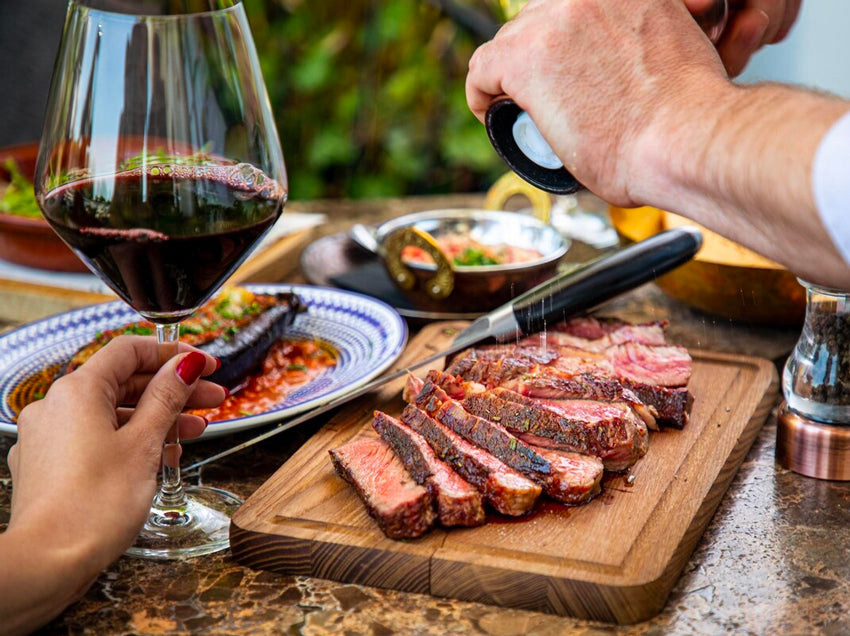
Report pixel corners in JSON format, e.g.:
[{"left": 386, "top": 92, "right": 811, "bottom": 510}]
[{"left": 42, "top": 162, "right": 284, "bottom": 322}]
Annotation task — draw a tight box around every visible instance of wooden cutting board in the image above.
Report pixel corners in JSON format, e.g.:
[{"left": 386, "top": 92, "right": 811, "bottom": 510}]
[{"left": 230, "top": 321, "right": 779, "bottom": 624}]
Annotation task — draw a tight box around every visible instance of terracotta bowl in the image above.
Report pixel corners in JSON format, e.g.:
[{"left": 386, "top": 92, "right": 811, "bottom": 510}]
[
  {"left": 0, "top": 142, "right": 88, "bottom": 272},
  {"left": 369, "top": 209, "right": 569, "bottom": 314},
  {"left": 609, "top": 205, "right": 805, "bottom": 326}
]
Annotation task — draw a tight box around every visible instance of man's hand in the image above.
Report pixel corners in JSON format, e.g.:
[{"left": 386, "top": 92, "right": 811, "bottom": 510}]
[{"left": 466, "top": 0, "right": 729, "bottom": 206}]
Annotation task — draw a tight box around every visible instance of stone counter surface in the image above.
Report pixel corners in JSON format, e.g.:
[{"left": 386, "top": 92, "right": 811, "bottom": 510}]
[
  {"left": 2, "top": 196, "right": 849, "bottom": 634},
  {"left": 4, "top": 395, "right": 850, "bottom": 635}
]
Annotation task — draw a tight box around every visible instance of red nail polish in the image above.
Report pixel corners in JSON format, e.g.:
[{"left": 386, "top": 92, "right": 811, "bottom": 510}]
[
  {"left": 176, "top": 351, "right": 206, "bottom": 385},
  {"left": 214, "top": 357, "right": 221, "bottom": 371},
  {"left": 201, "top": 416, "right": 209, "bottom": 429},
  {"left": 222, "top": 386, "right": 230, "bottom": 399}
]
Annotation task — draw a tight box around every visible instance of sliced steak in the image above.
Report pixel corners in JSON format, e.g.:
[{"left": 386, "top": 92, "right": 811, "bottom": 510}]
[
  {"left": 448, "top": 349, "right": 692, "bottom": 428},
  {"left": 329, "top": 438, "right": 435, "bottom": 539},
  {"left": 372, "top": 411, "right": 485, "bottom": 527},
  {"left": 620, "top": 378, "right": 694, "bottom": 429},
  {"left": 413, "top": 381, "right": 604, "bottom": 504},
  {"left": 576, "top": 341, "right": 691, "bottom": 387},
  {"left": 447, "top": 354, "right": 659, "bottom": 429},
  {"left": 551, "top": 315, "right": 669, "bottom": 346},
  {"left": 460, "top": 340, "right": 691, "bottom": 389},
  {"left": 461, "top": 387, "right": 647, "bottom": 472},
  {"left": 401, "top": 404, "right": 541, "bottom": 516}
]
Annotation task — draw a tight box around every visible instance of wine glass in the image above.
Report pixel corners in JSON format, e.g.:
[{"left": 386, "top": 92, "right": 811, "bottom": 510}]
[{"left": 34, "top": 0, "right": 286, "bottom": 559}]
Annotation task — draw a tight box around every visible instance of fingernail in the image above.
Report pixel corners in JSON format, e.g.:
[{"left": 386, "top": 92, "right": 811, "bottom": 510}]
[
  {"left": 214, "top": 357, "right": 221, "bottom": 371},
  {"left": 222, "top": 385, "right": 230, "bottom": 399},
  {"left": 176, "top": 351, "right": 207, "bottom": 385},
  {"left": 201, "top": 416, "right": 209, "bottom": 429}
]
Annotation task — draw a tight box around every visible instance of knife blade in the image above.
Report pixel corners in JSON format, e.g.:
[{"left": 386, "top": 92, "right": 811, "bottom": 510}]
[{"left": 183, "top": 225, "right": 701, "bottom": 473}]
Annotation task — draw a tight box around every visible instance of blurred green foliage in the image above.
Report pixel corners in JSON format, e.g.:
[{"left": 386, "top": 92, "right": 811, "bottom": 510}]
[{"left": 243, "top": 0, "right": 506, "bottom": 200}]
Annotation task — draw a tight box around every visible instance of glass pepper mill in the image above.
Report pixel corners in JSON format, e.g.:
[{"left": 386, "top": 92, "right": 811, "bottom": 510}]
[{"left": 777, "top": 280, "right": 850, "bottom": 480}]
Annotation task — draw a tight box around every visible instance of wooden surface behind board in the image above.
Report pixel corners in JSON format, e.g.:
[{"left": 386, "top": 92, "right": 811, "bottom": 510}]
[{"left": 230, "top": 321, "right": 779, "bottom": 624}]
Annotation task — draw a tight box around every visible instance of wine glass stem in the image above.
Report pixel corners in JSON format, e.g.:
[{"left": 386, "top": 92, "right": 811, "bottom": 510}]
[{"left": 154, "top": 322, "right": 186, "bottom": 510}]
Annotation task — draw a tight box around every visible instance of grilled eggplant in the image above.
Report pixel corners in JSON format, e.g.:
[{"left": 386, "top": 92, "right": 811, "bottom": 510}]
[
  {"left": 61, "top": 287, "right": 306, "bottom": 389},
  {"left": 200, "top": 291, "right": 306, "bottom": 388}
]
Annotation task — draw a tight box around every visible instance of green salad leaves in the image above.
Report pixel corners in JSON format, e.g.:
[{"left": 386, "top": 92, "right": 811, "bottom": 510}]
[{"left": 0, "top": 160, "right": 41, "bottom": 219}]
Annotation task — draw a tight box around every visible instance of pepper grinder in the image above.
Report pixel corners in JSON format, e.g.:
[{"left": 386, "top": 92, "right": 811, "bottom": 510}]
[
  {"left": 485, "top": 0, "right": 729, "bottom": 194},
  {"left": 777, "top": 281, "right": 850, "bottom": 480}
]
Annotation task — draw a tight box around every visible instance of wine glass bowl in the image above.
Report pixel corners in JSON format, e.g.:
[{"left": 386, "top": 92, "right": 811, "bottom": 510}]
[{"left": 35, "top": 0, "right": 286, "bottom": 558}]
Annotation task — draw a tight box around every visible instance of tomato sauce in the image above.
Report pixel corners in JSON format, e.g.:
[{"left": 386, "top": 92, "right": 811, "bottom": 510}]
[
  {"left": 401, "top": 233, "right": 543, "bottom": 267},
  {"left": 189, "top": 337, "right": 337, "bottom": 421}
]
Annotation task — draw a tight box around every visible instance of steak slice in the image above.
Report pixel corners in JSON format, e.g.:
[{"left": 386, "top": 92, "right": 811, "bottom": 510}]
[
  {"left": 565, "top": 341, "right": 692, "bottom": 388},
  {"left": 329, "top": 438, "right": 435, "bottom": 539},
  {"left": 447, "top": 354, "right": 659, "bottom": 429},
  {"left": 413, "top": 381, "right": 604, "bottom": 504},
  {"left": 454, "top": 340, "right": 692, "bottom": 389},
  {"left": 417, "top": 369, "right": 649, "bottom": 470},
  {"left": 551, "top": 315, "right": 669, "bottom": 346},
  {"left": 372, "top": 411, "right": 485, "bottom": 527},
  {"left": 462, "top": 389, "right": 649, "bottom": 471},
  {"left": 448, "top": 350, "right": 693, "bottom": 428},
  {"left": 401, "top": 404, "right": 541, "bottom": 516}
]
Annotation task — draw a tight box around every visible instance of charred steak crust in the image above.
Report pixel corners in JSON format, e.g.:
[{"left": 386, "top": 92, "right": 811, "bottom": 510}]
[
  {"left": 420, "top": 368, "right": 647, "bottom": 472},
  {"left": 447, "top": 349, "right": 691, "bottom": 429},
  {"left": 329, "top": 438, "right": 436, "bottom": 539},
  {"left": 463, "top": 390, "right": 647, "bottom": 472},
  {"left": 620, "top": 380, "right": 693, "bottom": 429},
  {"left": 414, "top": 382, "right": 550, "bottom": 475},
  {"left": 372, "top": 411, "right": 485, "bottom": 527},
  {"left": 401, "top": 404, "right": 541, "bottom": 516},
  {"left": 413, "top": 380, "right": 604, "bottom": 504}
]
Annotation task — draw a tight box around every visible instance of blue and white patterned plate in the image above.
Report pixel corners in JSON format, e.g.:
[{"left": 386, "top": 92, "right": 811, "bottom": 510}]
[{"left": 0, "top": 285, "right": 407, "bottom": 439}]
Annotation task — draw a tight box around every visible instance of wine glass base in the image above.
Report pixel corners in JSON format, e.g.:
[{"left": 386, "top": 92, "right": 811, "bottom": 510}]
[{"left": 126, "top": 486, "right": 243, "bottom": 560}]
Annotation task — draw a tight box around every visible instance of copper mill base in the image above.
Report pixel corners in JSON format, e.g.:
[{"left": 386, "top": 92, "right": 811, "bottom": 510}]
[{"left": 776, "top": 402, "right": 850, "bottom": 481}]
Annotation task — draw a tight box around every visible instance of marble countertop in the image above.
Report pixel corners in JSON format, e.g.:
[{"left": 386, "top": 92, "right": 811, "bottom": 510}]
[{"left": 2, "top": 195, "right": 849, "bottom": 635}]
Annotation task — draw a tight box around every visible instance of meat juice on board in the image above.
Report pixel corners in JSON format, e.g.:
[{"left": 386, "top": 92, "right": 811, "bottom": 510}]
[{"left": 39, "top": 162, "right": 285, "bottom": 322}]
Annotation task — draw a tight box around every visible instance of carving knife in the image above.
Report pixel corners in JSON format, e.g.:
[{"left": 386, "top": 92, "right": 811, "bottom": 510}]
[{"left": 184, "top": 226, "right": 702, "bottom": 473}]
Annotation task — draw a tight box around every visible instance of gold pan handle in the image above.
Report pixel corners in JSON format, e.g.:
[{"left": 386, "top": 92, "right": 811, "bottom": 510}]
[
  {"left": 484, "top": 171, "right": 551, "bottom": 223},
  {"left": 383, "top": 226, "right": 455, "bottom": 299}
]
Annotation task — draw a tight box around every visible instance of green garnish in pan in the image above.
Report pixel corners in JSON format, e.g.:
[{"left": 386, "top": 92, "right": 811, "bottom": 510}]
[{"left": 453, "top": 247, "right": 499, "bottom": 267}]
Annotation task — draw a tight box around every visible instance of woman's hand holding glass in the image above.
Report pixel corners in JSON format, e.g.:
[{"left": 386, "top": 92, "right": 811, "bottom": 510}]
[{"left": 1, "top": 336, "right": 224, "bottom": 636}]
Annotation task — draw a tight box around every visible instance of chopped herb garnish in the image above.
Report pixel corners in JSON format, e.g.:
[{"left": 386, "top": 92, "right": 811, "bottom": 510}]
[
  {"left": 121, "top": 324, "right": 155, "bottom": 336},
  {"left": 287, "top": 363, "right": 308, "bottom": 372},
  {"left": 453, "top": 247, "right": 499, "bottom": 267}
]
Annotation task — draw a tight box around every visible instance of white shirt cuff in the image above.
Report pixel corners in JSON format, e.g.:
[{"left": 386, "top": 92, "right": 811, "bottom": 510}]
[{"left": 813, "top": 110, "right": 850, "bottom": 265}]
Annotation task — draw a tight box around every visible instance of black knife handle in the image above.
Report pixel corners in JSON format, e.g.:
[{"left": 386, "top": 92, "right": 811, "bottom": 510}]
[{"left": 511, "top": 226, "right": 702, "bottom": 335}]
